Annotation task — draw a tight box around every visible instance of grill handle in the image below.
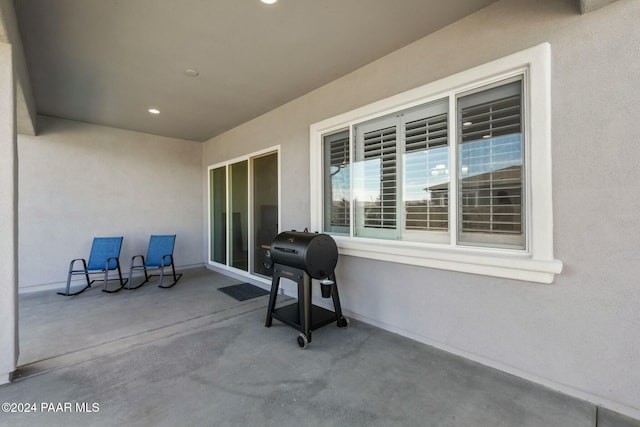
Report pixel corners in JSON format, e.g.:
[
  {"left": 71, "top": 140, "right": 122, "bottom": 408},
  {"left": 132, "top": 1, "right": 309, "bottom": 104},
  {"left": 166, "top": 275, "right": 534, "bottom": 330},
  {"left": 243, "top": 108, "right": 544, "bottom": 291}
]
[{"left": 273, "top": 246, "right": 298, "bottom": 254}]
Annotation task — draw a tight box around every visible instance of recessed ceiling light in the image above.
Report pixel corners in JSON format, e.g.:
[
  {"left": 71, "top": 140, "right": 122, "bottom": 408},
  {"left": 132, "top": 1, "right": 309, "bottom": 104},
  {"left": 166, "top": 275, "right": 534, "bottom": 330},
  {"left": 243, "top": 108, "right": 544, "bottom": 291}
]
[
  {"left": 261, "top": 0, "right": 277, "bottom": 4},
  {"left": 185, "top": 69, "right": 199, "bottom": 77},
  {"left": 148, "top": 108, "right": 160, "bottom": 114}
]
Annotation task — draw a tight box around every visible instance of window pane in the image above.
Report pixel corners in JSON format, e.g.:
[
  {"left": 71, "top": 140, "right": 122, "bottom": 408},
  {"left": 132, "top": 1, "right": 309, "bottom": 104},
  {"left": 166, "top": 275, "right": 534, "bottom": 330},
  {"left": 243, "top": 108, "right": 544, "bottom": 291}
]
[
  {"left": 210, "top": 166, "right": 227, "bottom": 264},
  {"left": 252, "top": 153, "right": 278, "bottom": 277},
  {"left": 230, "top": 161, "right": 248, "bottom": 270},
  {"left": 457, "top": 80, "right": 525, "bottom": 248},
  {"left": 323, "top": 130, "right": 350, "bottom": 234},
  {"left": 354, "top": 116, "right": 399, "bottom": 239},
  {"left": 403, "top": 101, "right": 449, "bottom": 236}
]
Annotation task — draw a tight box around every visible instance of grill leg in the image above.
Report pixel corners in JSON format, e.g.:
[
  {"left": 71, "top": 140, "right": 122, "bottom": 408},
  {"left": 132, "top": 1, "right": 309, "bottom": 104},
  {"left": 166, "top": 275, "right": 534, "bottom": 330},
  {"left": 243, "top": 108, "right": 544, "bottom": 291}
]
[
  {"left": 265, "top": 272, "right": 281, "bottom": 327},
  {"left": 300, "top": 273, "right": 312, "bottom": 343},
  {"left": 329, "top": 272, "right": 343, "bottom": 318},
  {"left": 329, "top": 272, "right": 348, "bottom": 327}
]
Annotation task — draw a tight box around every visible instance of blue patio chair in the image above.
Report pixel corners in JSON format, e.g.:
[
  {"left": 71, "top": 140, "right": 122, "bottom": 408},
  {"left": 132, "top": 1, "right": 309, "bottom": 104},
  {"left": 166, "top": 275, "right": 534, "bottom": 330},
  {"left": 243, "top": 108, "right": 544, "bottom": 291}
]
[
  {"left": 126, "top": 235, "right": 182, "bottom": 289},
  {"left": 58, "top": 236, "right": 128, "bottom": 296}
]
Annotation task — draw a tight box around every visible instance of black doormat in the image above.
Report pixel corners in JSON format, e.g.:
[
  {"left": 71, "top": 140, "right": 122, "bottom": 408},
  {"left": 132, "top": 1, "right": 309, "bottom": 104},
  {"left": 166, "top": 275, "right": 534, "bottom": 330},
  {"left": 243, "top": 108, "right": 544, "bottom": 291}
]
[{"left": 218, "top": 283, "right": 270, "bottom": 301}]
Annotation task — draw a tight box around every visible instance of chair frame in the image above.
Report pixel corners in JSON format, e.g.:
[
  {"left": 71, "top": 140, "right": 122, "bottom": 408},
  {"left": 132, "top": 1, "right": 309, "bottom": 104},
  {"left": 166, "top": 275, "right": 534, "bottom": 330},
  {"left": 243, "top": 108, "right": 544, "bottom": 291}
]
[
  {"left": 58, "top": 237, "right": 128, "bottom": 296},
  {"left": 127, "top": 235, "right": 182, "bottom": 289}
]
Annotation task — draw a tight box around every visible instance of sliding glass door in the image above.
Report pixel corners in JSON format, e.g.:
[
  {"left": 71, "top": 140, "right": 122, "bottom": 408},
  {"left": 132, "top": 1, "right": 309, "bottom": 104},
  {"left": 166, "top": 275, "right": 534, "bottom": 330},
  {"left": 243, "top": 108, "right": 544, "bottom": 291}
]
[
  {"left": 252, "top": 153, "right": 279, "bottom": 276},
  {"left": 209, "top": 150, "right": 279, "bottom": 277},
  {"left": 230, "top": 161, "right": 248, "bottom": 271},
  {"left": 210, "top": 166, "right": 227, "bottom": 264}
]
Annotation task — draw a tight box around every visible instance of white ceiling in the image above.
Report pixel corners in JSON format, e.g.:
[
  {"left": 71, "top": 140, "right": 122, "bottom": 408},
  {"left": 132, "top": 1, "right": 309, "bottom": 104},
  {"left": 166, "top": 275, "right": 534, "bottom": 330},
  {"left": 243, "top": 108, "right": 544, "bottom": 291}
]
[
  {"left": 7, "top": 0, "right": 619, "bottom": 142},
  {"left": 12, "top": 0, "right": 505, "bottom": 142}
]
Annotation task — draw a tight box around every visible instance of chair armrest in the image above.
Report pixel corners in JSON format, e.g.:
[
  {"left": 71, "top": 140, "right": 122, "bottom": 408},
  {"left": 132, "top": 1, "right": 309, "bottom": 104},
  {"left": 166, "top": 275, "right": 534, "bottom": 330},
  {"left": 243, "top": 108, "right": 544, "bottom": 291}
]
[
  {"left": 130, "top": 254, "right": 146, "bottom": 268},
  {"left": 161, "top": 254, "right": 174, "bottom": 267},
  {"left": 104, "top": 256, "right": 121, "bottom": 271},
  {"left": 68, "top": 258, "right": 87, "bottom": 272}
]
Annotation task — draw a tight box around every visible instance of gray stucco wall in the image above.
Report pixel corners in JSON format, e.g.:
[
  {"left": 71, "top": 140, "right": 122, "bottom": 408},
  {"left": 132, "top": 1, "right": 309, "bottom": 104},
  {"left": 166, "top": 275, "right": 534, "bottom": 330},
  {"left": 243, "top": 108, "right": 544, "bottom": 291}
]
[
  {"left": 0, "top": 41, "right": 18, "bottom": 385},
  {"left": 19, "top": 116, "right": 204, "bottom": 292},
  {"left": 202, "top": 0, "right": 640, "bottom": 416}
]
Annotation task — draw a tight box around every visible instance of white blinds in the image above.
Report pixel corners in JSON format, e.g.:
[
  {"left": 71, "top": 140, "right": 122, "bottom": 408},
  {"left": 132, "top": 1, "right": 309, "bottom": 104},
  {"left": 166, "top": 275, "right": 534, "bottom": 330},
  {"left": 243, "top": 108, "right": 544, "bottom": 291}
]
[
  {"left": 404, "top": 114, "right": 448, "bottom": 151},
  {"left": 362, "top": 125, "right": 397, "bottom": 229},
  {"left": 458, "top": 80, "right": 524, "bottom": 248},
  {"left": 404, "top": 110, "right": 449, "bottom": 232},
  {"left": 323, "top": 130, "right": 350, "bottom": 233},
  {"left": 324, "top": 78, "right": 525, "bottom": 249}
]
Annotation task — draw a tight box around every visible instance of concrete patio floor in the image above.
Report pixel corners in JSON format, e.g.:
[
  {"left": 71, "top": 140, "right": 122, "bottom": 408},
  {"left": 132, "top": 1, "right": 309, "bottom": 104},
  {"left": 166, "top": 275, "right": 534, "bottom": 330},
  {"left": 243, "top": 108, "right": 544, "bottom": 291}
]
[{"left": 1, "top": 267, "right": 638, "bottom": 427}]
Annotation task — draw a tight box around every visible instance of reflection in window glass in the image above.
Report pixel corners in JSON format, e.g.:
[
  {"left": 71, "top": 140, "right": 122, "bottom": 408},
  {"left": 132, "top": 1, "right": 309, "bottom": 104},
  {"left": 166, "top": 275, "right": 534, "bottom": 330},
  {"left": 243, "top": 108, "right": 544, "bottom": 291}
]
[
  {"left": 320, "top": 78, "right": 526, "bottom": 250},
  {"left": 230, "top": 161, "right": 248, "bottom": 271},
  {"left": 209, "top": 151, "right": 279, "bottom": 277},
  {"left": 252, "top": 153, "right": 278, "bottom": 277},
  {"left": 323, "top": 130, "right": 350, "bottom": 234},
  {"left": 210, "top": 166, "right": 227, "bottom": 264},
  {"left": 353, "top": 116, "right": 399, "bottom": 240},
  {"left": 458, "top": 80, "right": 524, "bottom": 248},
  {"left": 403, "top": 107, "right": 449, "bottom": 233}
]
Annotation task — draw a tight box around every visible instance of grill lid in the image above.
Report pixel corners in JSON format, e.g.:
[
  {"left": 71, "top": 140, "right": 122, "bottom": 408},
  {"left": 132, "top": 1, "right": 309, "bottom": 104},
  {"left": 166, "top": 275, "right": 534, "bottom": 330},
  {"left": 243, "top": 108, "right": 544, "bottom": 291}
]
[{"left": 270, "top": 231, "right": 338, "bottom": 279}]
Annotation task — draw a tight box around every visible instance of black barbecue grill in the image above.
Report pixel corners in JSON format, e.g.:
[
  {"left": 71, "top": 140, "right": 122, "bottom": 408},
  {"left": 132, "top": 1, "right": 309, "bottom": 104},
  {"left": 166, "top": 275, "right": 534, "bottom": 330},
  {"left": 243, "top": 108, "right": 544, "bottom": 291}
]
[{"left": 265, "top": 231, "right": 348, "bottom": 348}]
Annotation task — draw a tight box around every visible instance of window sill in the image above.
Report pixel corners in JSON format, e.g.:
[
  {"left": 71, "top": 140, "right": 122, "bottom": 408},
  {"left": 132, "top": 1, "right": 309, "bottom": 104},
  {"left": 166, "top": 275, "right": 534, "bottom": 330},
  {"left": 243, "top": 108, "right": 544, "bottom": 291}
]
[{"left": 332, "top": 236, "right": 563, "bottom": 284}]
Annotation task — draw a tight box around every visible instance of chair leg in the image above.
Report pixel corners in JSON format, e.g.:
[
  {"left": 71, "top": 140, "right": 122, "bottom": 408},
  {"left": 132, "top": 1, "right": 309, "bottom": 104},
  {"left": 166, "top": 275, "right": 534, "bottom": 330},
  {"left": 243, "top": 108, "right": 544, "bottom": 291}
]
[
  {"left": 125, "top": 255, "right": 151, "bottom": 290},
  {"left": 102, "top": 260, "right": 128, "bottom": 293},
  {"left": 57, "top": 276, "right": 90, "bottom": 296},
  {"left": 57, "top": 259, "right": 91, "bottom": 297},
  {"left": 126, "top": 266, "right": 151, "bottom": 290},
  {"left": 158, "top": 264, "right": 182, "bottom": 289},
  {"left": 117, "top": 263, "right": 128, "bottom": 288},
  {"left": 127, "top": 265, "right": 134, "bottom": 290},
  {"left": 101, "top": 270, "right": 121, "bottom": 293}
]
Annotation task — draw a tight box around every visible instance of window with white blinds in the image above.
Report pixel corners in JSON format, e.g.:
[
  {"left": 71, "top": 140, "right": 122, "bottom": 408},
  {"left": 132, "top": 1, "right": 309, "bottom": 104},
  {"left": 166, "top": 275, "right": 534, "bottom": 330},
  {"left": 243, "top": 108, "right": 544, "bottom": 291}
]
[
  {"left": 403, "top": 101, "right": 449, "bottom": 239},
  {"left": 458, "top": 80, "right": 524, "bottom": 248},
  {"left": 324, "top": 80, "right": 524, "bottom": 248},
  {"left": 312, "top": 43, "right": 560, "bottom": 283},
  {"left": 349, "top": 99, "right": 451, "bottom": 242},
  {"left": 323, "top": 130, "right": 350, "bottom": 234},
  {"left": 361, "top": 126, "right": 398, "bottom": 229},
  {"left": 354, "top": 116, "right": 399, "bottom": 239}
]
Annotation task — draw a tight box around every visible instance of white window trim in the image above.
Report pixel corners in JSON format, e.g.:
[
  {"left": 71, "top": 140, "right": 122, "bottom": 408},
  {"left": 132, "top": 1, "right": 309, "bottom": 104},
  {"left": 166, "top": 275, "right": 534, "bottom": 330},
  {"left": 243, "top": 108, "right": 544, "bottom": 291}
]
[{"left": 310, "top": 43, "right": 562, "bottom": 284}]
